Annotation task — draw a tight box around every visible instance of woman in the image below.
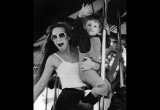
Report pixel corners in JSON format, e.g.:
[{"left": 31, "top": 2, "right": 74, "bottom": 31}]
[{"left": 34, "top": 22, "right": 97, "bottom": 110}]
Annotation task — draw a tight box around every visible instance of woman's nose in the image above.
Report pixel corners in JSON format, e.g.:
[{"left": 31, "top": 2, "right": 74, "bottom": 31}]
[{"left": 56, "top": 37, "right": 61, "bottom": 42}]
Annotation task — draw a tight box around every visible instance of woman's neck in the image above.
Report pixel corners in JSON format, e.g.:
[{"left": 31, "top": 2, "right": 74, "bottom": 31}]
[
  {"left": 57, "top": 46, "right": 78, "bottom": 63},
  {"left": 58, "top": 46, "right": 76, "bottom": 56}
]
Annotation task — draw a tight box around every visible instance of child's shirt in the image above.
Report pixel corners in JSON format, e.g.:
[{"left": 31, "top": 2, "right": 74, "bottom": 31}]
[{"left": 79, "top": 37, "right": 101, "bottom": 63}]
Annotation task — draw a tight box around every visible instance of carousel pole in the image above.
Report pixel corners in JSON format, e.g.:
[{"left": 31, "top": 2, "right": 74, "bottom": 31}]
[
  {"left": 117, "top": 11, "right": 124, "bottom": 88},
  {"left": 52, "top": 73, "right": 58, "bottom": 110},
  {"left": 45, "top": 86, "right": 48, "bottom": 110},
  {"left": 101, "top": 0, "right": 107, "bottom": 81},
  {"left": 100, "top": 0, "right": 110, "bottom": 110}
]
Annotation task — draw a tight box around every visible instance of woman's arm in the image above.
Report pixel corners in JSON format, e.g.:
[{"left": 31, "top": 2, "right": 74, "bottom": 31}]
[
  {"left": 34, "top": 56, "right": 56, "bottom": 103},
  {"left": 79, "top": 57, "right": 100, "bottom": 71},
  {"left": 72, "top": 4, "right": 93, "bottom": 53},
  {"left": 91, "top": 61, "right": 100, "bottom": 70},
  {"left": 78, "top": 3, "right": 92, "bottom": 18}
]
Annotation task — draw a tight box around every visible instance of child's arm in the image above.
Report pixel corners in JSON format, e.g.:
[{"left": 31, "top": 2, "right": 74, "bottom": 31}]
[{"left": 89, "top": 37, "right": 102, "bottom": 70}]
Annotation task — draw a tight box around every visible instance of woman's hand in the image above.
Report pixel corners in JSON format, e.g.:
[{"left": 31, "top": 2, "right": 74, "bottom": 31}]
[
  {"left": 78, "top": 3, "right": 92, "bottom": 18},
  {"left": 79, "top": 57, "right": 95, "bottom": 71}
]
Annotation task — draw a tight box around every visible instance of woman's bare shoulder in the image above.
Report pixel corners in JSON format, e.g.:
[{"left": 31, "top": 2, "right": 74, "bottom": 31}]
[{"left": 46, "top": 53, "right": 60, "bottom": 66}]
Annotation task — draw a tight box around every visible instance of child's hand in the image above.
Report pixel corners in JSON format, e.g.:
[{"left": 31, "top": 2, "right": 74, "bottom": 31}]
[
  {"left": 104, "top": 23, "right": 110, "bottom": 35},
  {"left": 78, "top": 3, "right": 92, "bottom": 18}
]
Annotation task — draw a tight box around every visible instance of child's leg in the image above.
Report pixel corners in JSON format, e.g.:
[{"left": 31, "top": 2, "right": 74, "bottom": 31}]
[{"left": 80, "top": 69, "right": 111, "bottom": 97}]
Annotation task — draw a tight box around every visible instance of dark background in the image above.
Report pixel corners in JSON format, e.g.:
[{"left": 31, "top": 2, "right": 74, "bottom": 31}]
[{"left": 34, "top": 0, "right": 126, "bottom": 42}]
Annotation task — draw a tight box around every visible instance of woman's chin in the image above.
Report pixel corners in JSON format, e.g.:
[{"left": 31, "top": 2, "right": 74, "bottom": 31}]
[{"left": 58, "top": 47, "right": 66, "bottom": 52}]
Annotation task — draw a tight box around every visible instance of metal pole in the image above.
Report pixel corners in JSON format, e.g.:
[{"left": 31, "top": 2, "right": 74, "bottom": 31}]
[
  {"left": 100, "top": 0, "right": 110, "bottom": 110},
  {"left": 52, "top": 74, "right": 58, "bottom": 110},
  {"left": 101, "top": 0, "right": 108, "bottom": 81},
  {"left": 117, "top": 11, "right": 124, "bottom": 87},
  {"left": 45, "top": 87, "right": 48, "bottom": 110},
  {"left": 100, "top": 1, "right": 107, "bottom": 109}
]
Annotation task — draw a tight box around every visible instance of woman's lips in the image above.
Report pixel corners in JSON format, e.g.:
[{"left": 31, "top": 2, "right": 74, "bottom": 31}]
[{"left": 58, "top": 43, "right": 64, "bottom": 47}]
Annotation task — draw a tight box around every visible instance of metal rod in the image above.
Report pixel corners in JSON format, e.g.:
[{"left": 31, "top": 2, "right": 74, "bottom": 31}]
[
  {"left": 117, "top": 11, "right": 124, "bottom": 87},
  {"left": 100, "top": 0, "right": 110, "bottom": 110},
  {"left": 101, "top": 0, "right": 108, "bottom": 81},
  {"left": 101, "top": 30, "right": 107, "bottom": 80},
  {"left": 53, "top": 74, "right": 58, "bottom": 110},
  {"left": 45, "top": 87, "right": 48, "bottom": 110}
]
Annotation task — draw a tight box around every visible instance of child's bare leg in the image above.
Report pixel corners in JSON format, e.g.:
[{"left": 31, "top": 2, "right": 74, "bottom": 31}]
[{"left": 80, "top": 69, "right": 111, "bottom": 97}]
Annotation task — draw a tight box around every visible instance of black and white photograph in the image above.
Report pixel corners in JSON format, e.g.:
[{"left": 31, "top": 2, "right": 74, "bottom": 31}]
[{"left": 33, "top": 0, "right": 126, "bottom": 110}]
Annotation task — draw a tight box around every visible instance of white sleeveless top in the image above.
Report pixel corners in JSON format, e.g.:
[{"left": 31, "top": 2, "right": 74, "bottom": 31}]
[{"left": 54, "top": 53, "right": 86, "bottom": 89}]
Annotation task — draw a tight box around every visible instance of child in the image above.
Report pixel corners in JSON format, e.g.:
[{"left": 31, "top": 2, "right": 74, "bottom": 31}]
[{"left": 72, "top": 4, "right": 111, "bottom": 102}]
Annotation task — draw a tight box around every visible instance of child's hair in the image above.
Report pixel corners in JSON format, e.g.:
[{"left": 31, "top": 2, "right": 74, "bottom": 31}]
[
  {"left": 82, "top": 13, "right": 103, "bottom": 32},
  {"left": 72, "top": 13, "right": 104, "bottom": 53}
]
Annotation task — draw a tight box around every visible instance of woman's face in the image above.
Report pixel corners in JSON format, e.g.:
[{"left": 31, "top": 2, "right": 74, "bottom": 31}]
[
  {"left": 84, "top": 20, "right": 100, "bottom": 36},
  {"left": 51, "top": 27, "right": 70, "bottom": 51}
]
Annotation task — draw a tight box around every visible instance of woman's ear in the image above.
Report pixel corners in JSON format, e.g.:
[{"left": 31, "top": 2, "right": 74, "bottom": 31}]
[{"left": 67, "top": 37, "right": 71, "bottom": 40}]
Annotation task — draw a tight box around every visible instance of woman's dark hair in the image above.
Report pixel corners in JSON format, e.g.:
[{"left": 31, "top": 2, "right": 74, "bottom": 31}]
[{"left": 34, "top": 22, "right": 73, "bottom": 85}]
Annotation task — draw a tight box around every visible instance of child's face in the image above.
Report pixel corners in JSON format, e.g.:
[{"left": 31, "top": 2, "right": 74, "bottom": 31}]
[{"left": 84, "top": 20, "right": 101, "bottom": 36}]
